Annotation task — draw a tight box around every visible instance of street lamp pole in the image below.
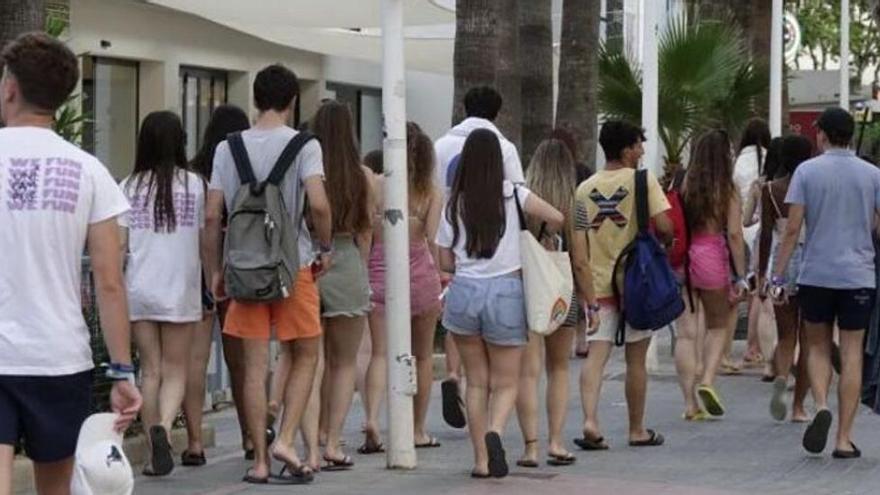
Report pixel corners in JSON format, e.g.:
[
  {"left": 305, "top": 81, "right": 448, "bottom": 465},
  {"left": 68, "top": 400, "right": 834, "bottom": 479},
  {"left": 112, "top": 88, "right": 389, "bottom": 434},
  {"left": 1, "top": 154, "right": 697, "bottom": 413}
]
[
  {"left": 381, "top": 0, "right": 417, "bottom": 470},
  {"left": 840, "top": 0, "right": 850, "bottom": 109},
  {"left": 641, "top": 0, "right": 660, "bottom": 174},
  {"left": 769, "top": 0, "right": 784, "bottom": 136}
]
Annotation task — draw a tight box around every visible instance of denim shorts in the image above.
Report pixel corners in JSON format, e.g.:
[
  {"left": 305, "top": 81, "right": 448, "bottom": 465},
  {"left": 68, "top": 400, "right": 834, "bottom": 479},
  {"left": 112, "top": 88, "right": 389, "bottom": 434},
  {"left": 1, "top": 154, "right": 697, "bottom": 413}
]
[{"left": 442, "top": 273, "right": 527, "bottom": 346}]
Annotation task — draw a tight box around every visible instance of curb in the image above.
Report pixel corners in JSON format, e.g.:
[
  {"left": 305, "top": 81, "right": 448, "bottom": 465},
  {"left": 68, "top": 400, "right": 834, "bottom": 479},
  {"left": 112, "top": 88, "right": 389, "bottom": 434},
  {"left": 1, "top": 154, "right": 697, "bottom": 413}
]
[{"left": 13, "top": 424, "right": 214, "bottom": 494}]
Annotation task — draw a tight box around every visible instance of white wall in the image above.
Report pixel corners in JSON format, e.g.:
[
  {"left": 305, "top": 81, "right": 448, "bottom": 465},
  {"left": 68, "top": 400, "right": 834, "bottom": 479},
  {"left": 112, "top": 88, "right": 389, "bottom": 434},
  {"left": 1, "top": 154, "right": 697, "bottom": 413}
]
[
  {"left": 69, "top": 0, "right": 326, "bottom": 119},
  {"left": 323, "top": 55, "right": 454, "bottom": 140}
]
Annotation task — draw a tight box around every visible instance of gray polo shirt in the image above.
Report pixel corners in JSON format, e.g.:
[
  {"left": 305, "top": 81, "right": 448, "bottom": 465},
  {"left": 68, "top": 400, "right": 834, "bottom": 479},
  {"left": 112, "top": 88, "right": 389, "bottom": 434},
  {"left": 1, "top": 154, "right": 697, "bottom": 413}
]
[{"left": 786, "top": 149, "right": 880, "bottom": 289}]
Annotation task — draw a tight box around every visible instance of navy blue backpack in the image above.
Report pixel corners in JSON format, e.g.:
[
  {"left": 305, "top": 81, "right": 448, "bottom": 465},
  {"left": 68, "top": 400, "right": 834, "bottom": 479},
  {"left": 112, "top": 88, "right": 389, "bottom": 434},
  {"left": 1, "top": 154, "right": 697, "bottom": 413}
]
[{"left": 611, "top": 169, "right": 685, "bottom": 346}]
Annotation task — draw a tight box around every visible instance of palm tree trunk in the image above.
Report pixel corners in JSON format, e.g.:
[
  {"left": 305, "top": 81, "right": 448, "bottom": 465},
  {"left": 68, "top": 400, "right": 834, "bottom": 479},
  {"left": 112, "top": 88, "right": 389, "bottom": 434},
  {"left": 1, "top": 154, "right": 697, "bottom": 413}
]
[
  {"left": 494, "top": 0, "right": 521, "bottom": 150},
  {"left": 748, "top": 0, "right": 772, "bottom": 120},
  {"left": 452, "top": 0, "right": 498, "bottom": 125},
  {"left": 556, "top": 0, "right": 601, "bottom": 167},
  {"left": 519, "top": 0, "right": 553, "bottom": 167},
  {"left": 0, "top": 0, "right": 44, "bottom": 54}
]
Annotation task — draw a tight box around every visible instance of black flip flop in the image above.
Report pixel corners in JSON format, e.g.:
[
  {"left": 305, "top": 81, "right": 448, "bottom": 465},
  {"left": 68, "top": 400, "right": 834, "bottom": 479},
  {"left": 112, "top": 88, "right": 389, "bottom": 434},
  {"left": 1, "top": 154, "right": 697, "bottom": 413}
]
[
  {"left": 442, "top": 379, "right": 467, "bottom": 429},
  {"left": 357, "top": 440, "right": 385, "bottom": 454},
  {"left": 415, "top": 437, "right": 442, "bottom": 449},
  {"left": 322, "top": 454, "right": 354, "bottom": 471},
  {"left": 149, "top": 425, "right": 174, "bottom": 476},
  {"left": 242, "top": 469, "right": 268, "bottom": 484},
  {"left": 484, "top": 432, "right": 508, "bottom": 478},
  {"left": 832, "top": 442, "right": 862, "bottom": 459},
  {"left": 573, "top": 434, "right": 609, "bottom": 451},
  {"left": 515, "top": 459, "right": 539, "bottom": 468},
  {"left": 629, "top": 429, "right": 665, "bottom": 447},
  {"left": 547, "top": 452, "right": 576, "bottom": 466},
  {"left": 181, "top": 450, "right": 206, "bottom": 467},
  {"left": 803, "top": 409, "right": 833, "bottom": 454},
  {"left": 278, "top": 464, "right": 315, "bottom": 484}
]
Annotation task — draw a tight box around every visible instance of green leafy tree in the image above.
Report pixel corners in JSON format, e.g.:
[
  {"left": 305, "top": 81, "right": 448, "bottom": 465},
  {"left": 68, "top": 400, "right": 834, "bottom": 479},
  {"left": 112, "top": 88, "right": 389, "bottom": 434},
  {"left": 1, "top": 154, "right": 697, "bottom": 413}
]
[{"left": 598, "top": 16, "right": 767, "bottom": 168}]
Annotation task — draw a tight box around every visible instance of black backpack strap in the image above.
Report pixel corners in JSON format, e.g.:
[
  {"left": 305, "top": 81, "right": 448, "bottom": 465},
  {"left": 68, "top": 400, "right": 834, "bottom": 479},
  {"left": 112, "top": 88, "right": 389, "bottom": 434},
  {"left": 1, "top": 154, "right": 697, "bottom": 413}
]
[
  {"left": 611, "top": 241, "right": 636, "bottom": 347},
  {"left": 227, "top": 132, "right": 256, "bottom": 185},
  {"left": 267, "top": 131, "right": 316, "bottom": 186},
  {"left": 513, "top": 186, "right": 528, "bottom": 231},
  {"left": 635, "top": 169, "right": 649, "bottom": 233}
]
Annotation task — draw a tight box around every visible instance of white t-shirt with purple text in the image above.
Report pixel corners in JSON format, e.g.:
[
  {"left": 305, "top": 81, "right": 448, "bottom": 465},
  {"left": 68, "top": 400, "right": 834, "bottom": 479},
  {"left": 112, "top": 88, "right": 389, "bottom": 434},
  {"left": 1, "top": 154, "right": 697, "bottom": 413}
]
[
  {"left": 0, "top": 126, "right": 129, "bottom": 376},
  {"left": 119, "top": 170, "right": 204, "bottom": 322}
]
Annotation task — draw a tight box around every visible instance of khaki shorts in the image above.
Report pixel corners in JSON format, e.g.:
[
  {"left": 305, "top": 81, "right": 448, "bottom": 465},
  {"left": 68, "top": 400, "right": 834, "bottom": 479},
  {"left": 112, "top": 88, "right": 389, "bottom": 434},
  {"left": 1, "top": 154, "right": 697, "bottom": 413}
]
[
  {"left": 223, "top": 267, "right": 322, "bottom": 341},
  {"left": 587, "top": 306, "right": 652, "bottom": 344}
]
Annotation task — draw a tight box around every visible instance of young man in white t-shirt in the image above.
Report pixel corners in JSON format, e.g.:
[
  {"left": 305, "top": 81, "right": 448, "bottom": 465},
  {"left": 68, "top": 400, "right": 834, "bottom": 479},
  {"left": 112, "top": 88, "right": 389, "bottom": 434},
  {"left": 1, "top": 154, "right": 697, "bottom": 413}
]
[
  {"left": 205, "top": 64, "right": 333, "bottom": 484},
  {"left": 0, "top": 33, "right": 142, "bottom": 495}
]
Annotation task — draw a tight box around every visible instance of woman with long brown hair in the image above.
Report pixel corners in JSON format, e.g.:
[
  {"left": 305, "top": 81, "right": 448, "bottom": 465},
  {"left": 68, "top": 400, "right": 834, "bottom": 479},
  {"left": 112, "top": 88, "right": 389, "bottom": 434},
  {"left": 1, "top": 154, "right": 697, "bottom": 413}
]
[
  {"left": 682, "top": 129, "right": 748, "bottom": 419},
  {"left": 310, "top": 100, "right": 374, "bottom": 470},
  {"left": 438, "top": 129, "right": 563, "bottom": 478},
  {"left": 361, "top": 122, "right": 445, "bottom": 453},
  {"left": 514, "top": 138, "right": 579, "bottom": 467}
]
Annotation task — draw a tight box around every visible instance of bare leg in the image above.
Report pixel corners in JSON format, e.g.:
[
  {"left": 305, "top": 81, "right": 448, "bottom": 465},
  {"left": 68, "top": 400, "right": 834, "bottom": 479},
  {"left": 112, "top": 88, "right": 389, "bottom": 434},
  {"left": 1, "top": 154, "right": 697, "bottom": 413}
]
[
  {"left": 33, "top": 458, "right": 74, "bottom": 495},
  {"left": 319, "top": 340, "right": 331, "bottom": 446},
  {"left": 580, "top": 340, "right": 613, "bottom": 439},
  {"left": 835, "top": 330, "right": 865, "bottom": 452},
  {"left": 184, "top": 314, "right": 215, "bottom": 454},
  {"left": 323, "top": 316, "right": 366, "bottom": 461},
  {"left": 756, "top": 298, "right": 778, "bottom": 377},
  {"left": 445, "top": 332, "right": 463, "bottom": 381},
  {"left": 221, "top": 334, "right": 251, "bottom": 452},
  {"left": 363, "top": 310, "right": 387, "bottom": 448},
  {"left": 268, "top": 345, "right": 292, "bottom": 423},
  {"left": 0, "top": 445, "right": 13, "bottom": 495},
  {"left": 674, "top": 297, "right": 701, "bottom": 417},
  {"left": 745, "top": 295, "right": 763, "bottom": 361},
  {"left": 133, "top": 321, "right": 161, "bottom": 437},
  {"left": 454, "top": 334, "right": 490, "bottom": 474},
  {"left": 792, "top": 324, "right": 810, "bottom": 421},
  {"left": 625, "top": 338, "right": 653, "bottom": 441},
  {"left": 486, "top": 343, "right": 525, "bottom": 434},
  {"left": 158, "top": 323, "right": 195, "bottom": 432},
  {"left": 803, "top": 321, "right": 833, "bottom": 412},
  {"left": 699, "top": 289, "right": 735, "bottom": 388},
  {"left": 545, "top": 326, "right": 575, "bottom": 457},
  {"left": 241, "top": 338, "right": 271, "bottom": 479},
  {"left": 773, "top": 302, "right": 800, "bottom": 384},
  {"left": 272, "top": 336, "right": 320, "bottom": 469},
  {"left": 299, "top": 336, "right": 324, "bottom": 470},
  {"left": 412, "top": 310, "right": 440, "bottom": 444},
  {"left": 515, "top": 335, "right": 542, "bottom": 464}
]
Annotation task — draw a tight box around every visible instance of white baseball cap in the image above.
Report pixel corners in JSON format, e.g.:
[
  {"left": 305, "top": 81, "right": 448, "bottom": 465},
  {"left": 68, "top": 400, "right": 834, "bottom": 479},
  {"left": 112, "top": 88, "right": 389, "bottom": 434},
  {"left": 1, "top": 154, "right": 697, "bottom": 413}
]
[{"left": 70, "top": 413, "right": 134, "bottom": 495}]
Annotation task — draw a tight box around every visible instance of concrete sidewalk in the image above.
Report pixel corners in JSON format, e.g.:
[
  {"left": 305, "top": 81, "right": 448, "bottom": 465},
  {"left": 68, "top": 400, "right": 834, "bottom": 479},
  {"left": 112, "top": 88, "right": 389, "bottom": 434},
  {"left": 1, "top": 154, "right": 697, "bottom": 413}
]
[{"left": 131, "top": 333, "right": 880, "bottom": 495}]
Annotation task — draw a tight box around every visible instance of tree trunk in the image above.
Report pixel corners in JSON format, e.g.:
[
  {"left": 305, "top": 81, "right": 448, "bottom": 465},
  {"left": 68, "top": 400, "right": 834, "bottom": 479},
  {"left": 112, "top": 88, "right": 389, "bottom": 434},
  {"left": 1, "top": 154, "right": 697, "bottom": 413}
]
[
  {"left": 519, "top": 0, "right": 553, "bottom": 167},
  {"left": 748, "top": 0, "right": 772, "bottom": 120},
  {"left": 493, "top": 0, "right": 521, "bottom": 150},
  {"left": 0, "top": 0, "right": 44, "bottom": 57},
  {"left": 452, "top": 0, "right": 498, "bottom": 125},
  {"left": 556, "top": 0, "right": 601, "bottom": 168}
]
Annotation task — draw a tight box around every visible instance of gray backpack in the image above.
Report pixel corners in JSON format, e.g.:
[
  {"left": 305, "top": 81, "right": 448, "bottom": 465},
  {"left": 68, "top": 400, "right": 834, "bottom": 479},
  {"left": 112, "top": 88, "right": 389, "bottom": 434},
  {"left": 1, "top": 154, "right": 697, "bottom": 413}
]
[{"left": 223, "top": 131, "right": 315, "bottom": 302}]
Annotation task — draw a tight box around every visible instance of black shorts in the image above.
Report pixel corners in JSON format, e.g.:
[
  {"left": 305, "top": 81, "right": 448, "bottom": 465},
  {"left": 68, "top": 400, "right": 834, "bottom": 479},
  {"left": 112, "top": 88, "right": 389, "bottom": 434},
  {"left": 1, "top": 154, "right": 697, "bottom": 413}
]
[
  {"left": 0, "top": 370, "right": 92, "bottom": 462},
  {"left": 798, "top": 285, "right": 876, "bottom": 331}
]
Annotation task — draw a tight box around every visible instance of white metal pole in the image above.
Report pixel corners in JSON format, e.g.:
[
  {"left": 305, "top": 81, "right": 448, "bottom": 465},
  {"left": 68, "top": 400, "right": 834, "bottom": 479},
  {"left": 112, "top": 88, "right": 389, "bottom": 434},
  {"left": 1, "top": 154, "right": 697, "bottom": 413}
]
[
  {"left": 381, "top": 0, "right": 416, "bottom": 470},
  {"left": 769, "top": 0, "right": 783, "bottom": 136},
  {"left": 840, "top": 0, "right": 850, "bottom": 109},
  {"left": 641, "top": 0, "right": 660, "bottom": 174}
]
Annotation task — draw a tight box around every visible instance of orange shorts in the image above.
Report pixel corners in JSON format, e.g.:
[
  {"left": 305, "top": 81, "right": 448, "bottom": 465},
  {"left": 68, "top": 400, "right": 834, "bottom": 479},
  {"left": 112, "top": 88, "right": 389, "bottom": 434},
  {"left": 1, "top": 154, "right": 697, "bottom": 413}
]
[{"left": 223, "top": 267, "right": 321, "bottom": 341}]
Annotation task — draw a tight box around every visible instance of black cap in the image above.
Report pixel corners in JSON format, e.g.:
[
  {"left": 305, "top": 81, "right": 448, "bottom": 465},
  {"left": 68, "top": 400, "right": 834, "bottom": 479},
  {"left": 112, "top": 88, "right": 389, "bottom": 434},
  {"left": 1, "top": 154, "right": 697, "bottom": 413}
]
[{"left": 815, "top": 107, "right": 855, "bottom": 146}]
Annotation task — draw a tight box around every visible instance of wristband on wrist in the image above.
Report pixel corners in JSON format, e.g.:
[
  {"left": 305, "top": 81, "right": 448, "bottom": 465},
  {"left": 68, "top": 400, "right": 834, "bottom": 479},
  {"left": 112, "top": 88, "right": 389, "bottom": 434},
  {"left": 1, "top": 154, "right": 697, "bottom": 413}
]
[
  {"left": 586, "top": 303, "right": 600, "bottom": 314},
  {"left": 318, "top": 242, "right": 333, "bottom": 255},
  {"left": 104, "top": 363, "right": 136, "bottom": 383},
  {"left": 770, "top": 274, "right": 786, "bottom": 286}
]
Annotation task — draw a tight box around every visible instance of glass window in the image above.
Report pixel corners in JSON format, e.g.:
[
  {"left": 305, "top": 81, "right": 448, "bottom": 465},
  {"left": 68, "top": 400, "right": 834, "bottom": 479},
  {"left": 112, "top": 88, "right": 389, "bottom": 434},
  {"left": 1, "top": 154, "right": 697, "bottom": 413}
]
[
  {"left": 180, "top": 68, "right": 229, "bottom": 160},
  {"left": 82, "top": 57, "right": 139, "bottom": 180}
]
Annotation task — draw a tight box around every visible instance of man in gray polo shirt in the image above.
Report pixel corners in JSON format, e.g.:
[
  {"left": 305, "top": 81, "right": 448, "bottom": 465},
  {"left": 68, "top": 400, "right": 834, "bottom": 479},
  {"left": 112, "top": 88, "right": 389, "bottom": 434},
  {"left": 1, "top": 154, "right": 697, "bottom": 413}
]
[{"left": 772, "top": 107, "right": 880, "bottom": 459}]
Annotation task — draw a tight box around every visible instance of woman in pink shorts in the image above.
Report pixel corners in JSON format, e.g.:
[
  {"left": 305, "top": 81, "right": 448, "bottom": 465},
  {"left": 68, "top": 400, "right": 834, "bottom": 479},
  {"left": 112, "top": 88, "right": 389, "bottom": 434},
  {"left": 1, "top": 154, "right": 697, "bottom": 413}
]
[
  {"left": 361, "top": 122, "right": 443, "bottom": 453},
  {"left": 681, "top": 130, "right": 748, "bottom": 419}
]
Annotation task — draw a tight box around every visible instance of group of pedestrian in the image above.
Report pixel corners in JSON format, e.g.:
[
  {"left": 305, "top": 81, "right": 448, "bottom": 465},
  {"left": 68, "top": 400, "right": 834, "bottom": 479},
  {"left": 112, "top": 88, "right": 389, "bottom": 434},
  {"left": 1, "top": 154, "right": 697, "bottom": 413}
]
[{"left": 2, "top": 30, "right": 879, "bottom": 495}]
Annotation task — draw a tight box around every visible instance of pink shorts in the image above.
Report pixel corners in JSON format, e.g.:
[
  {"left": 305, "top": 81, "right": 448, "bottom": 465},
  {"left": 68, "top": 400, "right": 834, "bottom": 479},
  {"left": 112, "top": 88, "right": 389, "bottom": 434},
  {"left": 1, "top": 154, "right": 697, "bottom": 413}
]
[
  {"left": 369, "top": 241, "right": 442, "bottom": 316},
  {"left": 688, "top": 234, "right": 731, "bottom": 290}
]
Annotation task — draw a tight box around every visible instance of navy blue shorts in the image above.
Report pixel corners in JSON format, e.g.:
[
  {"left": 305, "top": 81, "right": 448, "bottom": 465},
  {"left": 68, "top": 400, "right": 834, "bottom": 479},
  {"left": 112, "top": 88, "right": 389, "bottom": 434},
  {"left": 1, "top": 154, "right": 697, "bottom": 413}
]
[
  {"left": 0, "top": 370, "right": 92, "bottom": 462},
  {"left": 798, "top": 285, "right": 876, "bottom": 331}
]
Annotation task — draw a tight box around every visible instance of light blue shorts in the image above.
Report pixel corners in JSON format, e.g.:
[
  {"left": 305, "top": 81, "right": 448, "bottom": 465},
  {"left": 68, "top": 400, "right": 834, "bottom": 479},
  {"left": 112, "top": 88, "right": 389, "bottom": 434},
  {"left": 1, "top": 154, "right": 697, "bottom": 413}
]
[{"left": 442, "top": 273, "right": 527, "bottom": 346}]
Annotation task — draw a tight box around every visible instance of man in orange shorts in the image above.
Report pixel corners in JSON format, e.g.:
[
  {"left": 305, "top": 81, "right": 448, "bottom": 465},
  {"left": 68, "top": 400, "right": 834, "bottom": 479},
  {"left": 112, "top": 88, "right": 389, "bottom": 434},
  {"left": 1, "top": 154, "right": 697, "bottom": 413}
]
[{"left": 205, "top": 64, "right": 332, "bottom": 484}]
